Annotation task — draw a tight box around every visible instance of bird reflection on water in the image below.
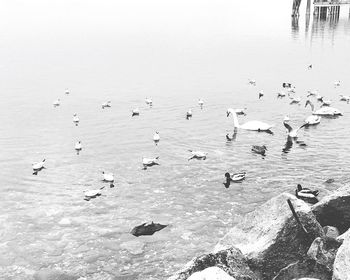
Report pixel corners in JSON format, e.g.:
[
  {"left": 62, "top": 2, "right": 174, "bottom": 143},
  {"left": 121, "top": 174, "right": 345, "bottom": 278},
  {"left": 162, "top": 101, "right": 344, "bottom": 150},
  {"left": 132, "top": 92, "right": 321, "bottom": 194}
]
[{"left": 282, "top": 136, "right": 307, "bottom": 154}]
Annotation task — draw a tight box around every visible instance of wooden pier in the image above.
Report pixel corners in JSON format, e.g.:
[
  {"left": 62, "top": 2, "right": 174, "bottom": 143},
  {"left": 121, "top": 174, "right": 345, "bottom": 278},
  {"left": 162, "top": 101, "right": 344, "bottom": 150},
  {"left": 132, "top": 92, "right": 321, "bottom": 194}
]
[{"left": 292, "top": 0, "right": 350, "bottom": 17}]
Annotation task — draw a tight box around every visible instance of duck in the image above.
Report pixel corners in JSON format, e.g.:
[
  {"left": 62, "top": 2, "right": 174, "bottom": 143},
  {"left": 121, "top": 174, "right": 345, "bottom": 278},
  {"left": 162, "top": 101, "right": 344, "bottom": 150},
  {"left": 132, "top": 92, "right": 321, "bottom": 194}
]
[
  {"left": 223, "top": 172, "right": 246, "bottom": 188},
  {"left": 305, "top": 100, "right": 342, "bottom": 116},
  {"left": 145, "top": 97, "right": 153, "bottom": 106},
  {"left": 277, "top": 91, "right": 286, "bottom": 98},
  {"left": 283, "top": 122, "right": 307, "bottom": 138},
  {"left": 251, "top": 145, "right": 267, "bottom": 156},
  {"left": 340, "top": 95, "right": 350, "bottom": 103},
  {"left": 102, "top": 101, "right": 111, "bottom": 109},
  {"left": 227, "top": 109, "right": 274, "bottom": 133},
  {"left": 248, "top": 79, "right": 256, "bottom": 86},
  {"left": 132, "top": 108, "right": 140, "bottom": 117},
  {"left": 53, "top": 99, "right": 60, "bottom": 107},
  {"left": 334, "top": 80, "right": 341, "bottom": 87},
  {"left": 153, "top": 132, "right": 160, "bottom": 145},
  {"left": 84, "top": 187, "right": 104, "bottom": 201},
  {"left": 198, "top": 99, "right": 204, "bottom": 109},
  {"left": 188, "top": 150, "right": 207, "bottom": 161},
  {"left": 295, "top": 184, "right": 319, "bottom": 204},
  {"left": 73, "top": 114, "right": 80, "bottom": 126},
  {"left": 186, "top": 109, "right": 193, "bottom": 120},
  {"left": 289, "top": 96, "right": 301, "bottom": 105},
  {"left": 308, "top": 64, "right": 312, "bottom": 70},
  {"left": 258, "top": 90, "right": 264, "bottom": 99},
  {"left": 65, "top": 88, "right": 70, "bottom": 95},
  {"left": 32, "top": 159, "right": 46, "bottom": 175},
  {"left": 75, "top": 141, "right": 82, "bottom": 154},
  {"left": 142, "top": 157, "right": 160, "bottom": 169}
]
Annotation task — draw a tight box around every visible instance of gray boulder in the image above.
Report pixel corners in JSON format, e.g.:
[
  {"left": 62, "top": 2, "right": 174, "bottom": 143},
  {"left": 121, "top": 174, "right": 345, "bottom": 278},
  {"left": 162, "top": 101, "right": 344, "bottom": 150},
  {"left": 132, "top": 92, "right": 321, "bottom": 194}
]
[
  {"left": 168, "top": 247, "right": 257, "bottom": 280},
  {"left": 333, "top": 229, "right": 350, "bottom": 280},
  {"left": 214, "top": 193, "right": 324, "bottom": 280},
  {"left": 312, "top": 185, "right": 350, "bottom": 234}
]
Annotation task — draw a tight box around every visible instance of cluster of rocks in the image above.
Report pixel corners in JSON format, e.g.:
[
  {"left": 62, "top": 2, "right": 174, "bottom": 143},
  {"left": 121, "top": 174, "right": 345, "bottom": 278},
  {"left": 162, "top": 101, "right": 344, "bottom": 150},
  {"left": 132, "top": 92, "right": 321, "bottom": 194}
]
[{"left": 169, "top": 185, "right": 350, "bottom": 280}]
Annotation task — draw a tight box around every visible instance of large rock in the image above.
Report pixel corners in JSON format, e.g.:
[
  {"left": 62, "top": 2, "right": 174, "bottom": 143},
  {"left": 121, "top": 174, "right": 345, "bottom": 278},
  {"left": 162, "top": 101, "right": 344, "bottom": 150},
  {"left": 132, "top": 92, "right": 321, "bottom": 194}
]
[
  {"left": 168, "top": 247, "right": 257, "bottom": 280},
  {"left": 333, "top": 230, "right": 350, "bottom": 280},
  {"left": 187, "top": 267, "right": 236, "bottom": 280},
  {"left": 312, "top": 185, "right": 350, "bottom": 234},
  {"left": 214, "top": 193, "right": 324, "bottom": 280}
]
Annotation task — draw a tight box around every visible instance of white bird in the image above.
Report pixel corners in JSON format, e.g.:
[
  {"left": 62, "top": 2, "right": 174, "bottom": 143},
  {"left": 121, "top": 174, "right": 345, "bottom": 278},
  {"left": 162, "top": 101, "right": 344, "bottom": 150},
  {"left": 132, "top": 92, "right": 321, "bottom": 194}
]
[
  {"left": 73, "top": 114, "right": 80, "bottom": 126},
  {"left": 102, "top": 171, "right": 114, "bottom": 182},
  {"left": 248, "top": 79, "right": 256, "bottom": 86},
  {"left": 132, "top": 108, "right": 140, "bottom": 117},
  {"left": 227, "top": 109, "right": 274, "bottom": 132},
  {"left": 142, "top": 157, "right": 160, "bottom": 169},
  {"left": 153, "top": 132, "right": 160, "bottom": 145},
  {"left": 304, "top": 104, "right": 321, "bottom": 125},
  {"left": 84, "top": 187, "right": 104, "bottom": 201},
  {"left": 340, "top": 95, "right": 350, "bottom": 103},
  {"left": 198, "top": 99, "right": 204, "bottom": 109},
  {"left": 334, "top": 80, "right": 341, "bottom": 87},
  {"left": 75, "top": 141, "right": 82, "bottom": 154},
  {"left": 283, "top": 121, "right": 307, "bottom": 138},
  {"left": 320, "top": 97, "right": 332, "bottom": 107},
  {"left": 188, "top": 150, "right": 207, "bottom": 161},
  {"left": 145, "top": 97, "right": 153, "bottom": 106},
  {"left": 32, "top": 159, "right": 46, "bottom": 171},
  {"left": 53, "top": 99, "right": 60, "bottom": 107},
  {"left": 284, "top": 115, "right": 290, "bottom": 122},
  {"left": 102, "top": 101, "right": 111, "bottom": 109},
  {"left": 65, "top": 88, "right": 70, "bottom": 95},
  {"left": 186, "top": 109, "right": 193, "bottom": 120},
  {"left": 305, "top": 100, "right": 342, "bottom": 116}
]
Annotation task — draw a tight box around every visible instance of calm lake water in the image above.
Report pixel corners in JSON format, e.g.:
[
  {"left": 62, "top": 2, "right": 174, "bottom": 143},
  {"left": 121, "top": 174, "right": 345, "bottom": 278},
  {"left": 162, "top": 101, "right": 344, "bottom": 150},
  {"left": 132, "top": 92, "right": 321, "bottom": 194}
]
[{"left": 1, "top": 0, "right": 350, "bottom": 279}]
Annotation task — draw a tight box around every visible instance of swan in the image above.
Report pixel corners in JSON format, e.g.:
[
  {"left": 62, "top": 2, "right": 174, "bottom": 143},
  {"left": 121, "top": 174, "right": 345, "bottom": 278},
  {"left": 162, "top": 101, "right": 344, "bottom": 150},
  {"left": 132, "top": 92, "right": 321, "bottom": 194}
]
[
  {"left": 145, "top": 97, "right": 153, "bottom": 106},
  {"left": 53, "top": 99, "right": 60, "bottom": 107},
  {"left": 223, "top": 172, "right": 246, "bottom": 188},
  {"left": 227, "top": 109, "right": 274, "bottom": 132},
  {"left": 75, "top": 141, "right": 82, "bottom": 151},
  {"left": 132, "top": 108, "right": 140, "bottom": 117},
  {"left": 283, "top": 122, "right": 307, "bottom": 138},
  {"left": 102, "top": 101, "right": 111, "bottom": 109},
  {"left": 305, "top": 100, "right": 342, "bottom": 116},
  {"left": 188, "top": 150, "right": 207, "bottom": 161},
  {"left": 258, "top": 90, "right": 264, "bottom": 99},
  {"left": 248, "top": 79, "right": 256, "bottom": 86},
  {"left": 340, "top": 95, "right": 350, "bottom": 103},
  {"left": 186, "top": 109, "right": 193, "bottom": 120},
  {"left": 153, "top": 132, "right": 160, "bottom": 145},
  {"left": 320, "top": 97, "right": 331, "bottom": 107},
  {"left": 84, "top": 187, "right": 104, "bottom": 201},
  {"left": 251, "top": 145, "right": 267, "bottom": 156},
  {"left": 73, "top": 114, "right": 80, "bottom": 126},
  {"left": 295, "top": 184, "right": 319, "bottom": 204},
  {"left": 142, "top": 157, "right": 160, "bottom": 169},
  {"left": 198, "top": 99, "right": 204, "bottom": 108}
]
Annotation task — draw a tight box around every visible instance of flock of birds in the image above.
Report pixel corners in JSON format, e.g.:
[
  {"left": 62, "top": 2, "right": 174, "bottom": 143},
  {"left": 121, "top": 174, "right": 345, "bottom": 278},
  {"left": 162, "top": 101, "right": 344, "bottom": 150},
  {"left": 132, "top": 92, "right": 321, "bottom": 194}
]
[{"left": 32, "top": 66, "right": 349, "bottom": 211}]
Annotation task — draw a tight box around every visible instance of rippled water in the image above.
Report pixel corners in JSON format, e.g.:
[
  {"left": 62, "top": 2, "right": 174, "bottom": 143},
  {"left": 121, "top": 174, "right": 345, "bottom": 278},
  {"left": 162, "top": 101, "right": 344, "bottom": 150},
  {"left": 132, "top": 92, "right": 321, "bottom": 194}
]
[{"left": 1, "top": 0, "right": 350, "bottom": 279}]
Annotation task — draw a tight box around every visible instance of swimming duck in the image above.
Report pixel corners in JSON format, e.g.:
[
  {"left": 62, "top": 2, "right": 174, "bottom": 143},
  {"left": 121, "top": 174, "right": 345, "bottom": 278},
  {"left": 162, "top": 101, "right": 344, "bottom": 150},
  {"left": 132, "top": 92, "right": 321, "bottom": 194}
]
[
  {"left": 102, "top": 101, "right": 111, "bottom": 109},
  {"left": 142, "top": 157, "right": 160, "bottom": 169},
  {"left": 283, "top": 122, "right": 307, "bottom": 138},
  {"left": 75, "top": 141, "right": 82, "bottom": 154},
  {"left": 132, "top": 108, "right": 140, "bottom": 117},
  {"left": 188, "top": 150, "right": 207, "bottom": 161},
  {"left": 277, "top": 92, "right": 286, "bottom": 98},
  {"left": 145, "top": 97, "right": 153, "bottom": 106},
  {"left": 186, "top": 109, "right": 193, "bottom": 120},
  {"left": 258, "top": 90, "right": 264, "bottom": 99},
  {"left": 32, "top": 159, "right": 46, "bottom": 175},
  {"left": 308, "top": 64, "right": 312, "bottom": 70},
  {"left": 334, "top": 80, "right": 341, "bottom": 87},
  {"left": 53, "top": 99, "right": 60, "bottom": 107},
  {"left": 84, "top": 187, "right": 104, "bottom": 201},
  {"left": 227, "top": 109, "right": 274, "bottom": 133},
  {"left": 223, "top": 172, "right": 246, "bottom": 188},
  {"left": 251, "top": 145, "right": 267, "bottom": 156},
  {"left": 295, "top": 184, "right": 319, "bottom": 204},
  {"left": 248, "top": 79, "right": 256, "bottom": 86},
  {"left": 198, "top": 99, "right": 204, "bottom": 109},
  {"left": 153, "top": 132, "right": 160, "bottom": 145},
  {"left": 340, "top": 95, "right": 350, "bottom": 103},
  {"left": 73, "top": 114, "right": 80, "bottom": 126},
  {"left": 305, "top": 100, "right": 342, "bottom": 116}
]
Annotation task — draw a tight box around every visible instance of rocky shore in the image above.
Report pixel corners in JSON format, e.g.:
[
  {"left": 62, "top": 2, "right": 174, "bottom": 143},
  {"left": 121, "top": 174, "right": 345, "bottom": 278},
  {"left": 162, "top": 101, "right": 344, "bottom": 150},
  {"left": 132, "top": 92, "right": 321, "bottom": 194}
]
[{"left": 169, "top": 185, "right": 350, "bottom": 280}]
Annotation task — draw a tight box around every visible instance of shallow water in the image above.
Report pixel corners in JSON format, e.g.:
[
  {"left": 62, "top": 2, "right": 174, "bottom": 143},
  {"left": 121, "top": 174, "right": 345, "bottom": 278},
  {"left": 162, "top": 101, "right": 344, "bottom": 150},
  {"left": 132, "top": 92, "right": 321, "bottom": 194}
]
[{"left": 1, "top": 0, "right": 350, "bottom": 279}]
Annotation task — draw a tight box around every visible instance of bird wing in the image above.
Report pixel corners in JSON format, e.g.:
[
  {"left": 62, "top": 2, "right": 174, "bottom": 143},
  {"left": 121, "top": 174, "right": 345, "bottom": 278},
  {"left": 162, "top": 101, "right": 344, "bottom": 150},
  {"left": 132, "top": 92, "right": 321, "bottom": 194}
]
[{"left": 283, "top": 122, "right": 293, "bottom": 132}]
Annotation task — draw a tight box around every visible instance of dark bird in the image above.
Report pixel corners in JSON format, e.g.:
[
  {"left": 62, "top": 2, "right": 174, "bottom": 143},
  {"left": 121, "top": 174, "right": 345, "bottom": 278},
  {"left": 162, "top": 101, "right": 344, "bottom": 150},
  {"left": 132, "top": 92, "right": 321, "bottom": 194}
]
[
  {"left": 295, "top": 184, "right": 319, "bottom": 204},
  {"left": 308, "top": 64, "right": 312, "bottom": 70},
  {"left": 223, "top": 172, "right": 246, "bottom": 188},
  {"left": 251, "top": 145, "right": 267, "bottom": 156},
  {"left": 258, "top": 91, "right": 264, "bottom": 99},
  {"left": 186, "top": 109, "right": 193, "bottom": 120},
  {"left": 283, "top": 83, "right": 292, "bottom": 88},
  {"left": 226, "top": 133, "right": 233, "bottom": 141},
  {"left": 131, "top": 222, "right": 168, "bottom": 237}
]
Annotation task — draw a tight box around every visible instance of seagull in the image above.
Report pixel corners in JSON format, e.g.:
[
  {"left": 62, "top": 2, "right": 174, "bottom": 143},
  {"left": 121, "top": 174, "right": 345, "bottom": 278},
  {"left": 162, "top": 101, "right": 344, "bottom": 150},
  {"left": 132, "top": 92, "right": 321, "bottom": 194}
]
[
  {"left": 32, "top": 159, "right": 46, "bottom": 175},
  {"left": 198, "top": 99, "right": 204, "bottom": 109},
  {"left": 248, "top": 79, "right": 256, "bottom": 86},
  {"left": 153, "top": 132, "right": 160, "bottom": 145},
  {"left": 73, "top": 114, "right": 79, "bottom": 126},
  {"left": 132, "top": 108, "right": 140, "bottom": 117},
  {"left": 277, "top": 92, "right": 286, "bottom": 98},
  {"left": 142, "top": 157, "right": 160, "bottom": 169},
  {"left": 53, "top": 99, "right": 60, "bottom": 107},
  {"left": 258, "top": 90, "right": 264, "bottom": 99},
  {"left": 84, "top": 187, "right": 104, "bottom": 201},
  {"left": 340, "top": 95, "right": 350, "bottom": 103},
  {"left": 75, "top": 141, "right": 82, "bottom": 155},
  {"left": 102, "top": 171, "right": 114, "bottom": 187},
  {"left": 188, "top": 150, "right": 207, "bottom": 161},
  {"left": 186, "top": 109, "right": 193, "bottom": 120},
  {"left": 283, "top": 121, "right": 307, "bottom": 138},
  {"left": 102, "top": 101, "right": 111, "bottom": 109},
  {"left": 145, "top": 97, "right": 153, "bottom": 106}
]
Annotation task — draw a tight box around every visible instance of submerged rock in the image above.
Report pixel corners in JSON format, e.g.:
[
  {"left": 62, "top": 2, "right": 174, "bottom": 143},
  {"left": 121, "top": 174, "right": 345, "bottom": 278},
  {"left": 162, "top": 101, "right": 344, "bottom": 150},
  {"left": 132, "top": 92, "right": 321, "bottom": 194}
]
[
  {"left": 187, "top": 267, "right": 236, "bottom": 280},
  {"left": 214, "top": 193, "right": 324, "bottom": 280},
  {"left": 168, "top": 247, "right": 257, "bottom": 280},
  {"left": 131, "top": 222, "right": 167, "bottom": 237},
  {"left": 312, "top": 185, "right": 350, "bottom": 234}
]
